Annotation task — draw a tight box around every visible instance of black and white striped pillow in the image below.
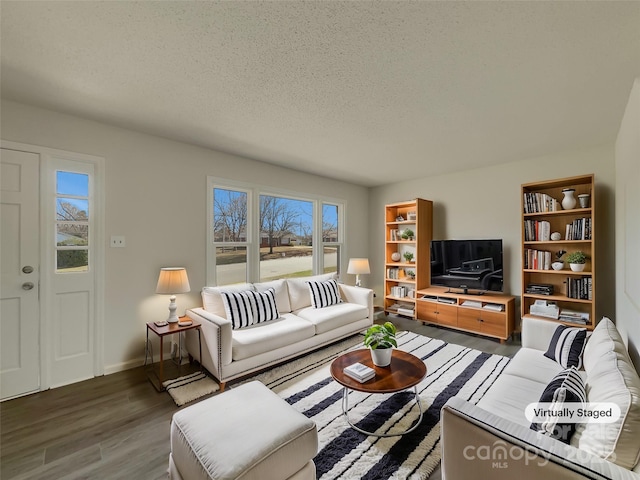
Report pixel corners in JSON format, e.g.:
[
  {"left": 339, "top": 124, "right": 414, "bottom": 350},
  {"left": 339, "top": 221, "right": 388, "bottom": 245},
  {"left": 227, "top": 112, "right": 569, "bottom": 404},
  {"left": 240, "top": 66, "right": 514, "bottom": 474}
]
[
  {"left": 530, "top": 366, "right": 586, "bottom": 444},
  {"left": 307, "top": 279, "right": 342, "bottom": 309},
  {"left": 544, "top": 325, "right": 587, "bottom": 368},
  {"left": 246, "top": 288, "right": 280, "bottom": 324},
  {"left": 220, "top": 291, "right": 254, "bottom": 329}
]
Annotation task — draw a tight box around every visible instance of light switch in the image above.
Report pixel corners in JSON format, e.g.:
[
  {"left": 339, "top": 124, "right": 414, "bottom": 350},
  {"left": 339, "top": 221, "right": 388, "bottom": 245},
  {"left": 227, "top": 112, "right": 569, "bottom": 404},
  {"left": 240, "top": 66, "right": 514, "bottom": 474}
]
[{"left": 110, "top": 236, "right": 126, "bottom": 248}]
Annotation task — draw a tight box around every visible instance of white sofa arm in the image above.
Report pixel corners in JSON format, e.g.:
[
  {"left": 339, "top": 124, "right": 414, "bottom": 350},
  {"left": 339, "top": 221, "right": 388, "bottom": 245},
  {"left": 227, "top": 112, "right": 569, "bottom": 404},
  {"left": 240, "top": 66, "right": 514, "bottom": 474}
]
[
  {"left": 185, "top": 308, "right": 233, "bottom": 377},
  {"left": 521, "top": 315, "right": 565, "bottom": 351},
  {"left": 441, "top": 397, "right": 639, "bottom": 479},
  {"left": 339, "top": 284, "right": 374, "bottom": 320}
]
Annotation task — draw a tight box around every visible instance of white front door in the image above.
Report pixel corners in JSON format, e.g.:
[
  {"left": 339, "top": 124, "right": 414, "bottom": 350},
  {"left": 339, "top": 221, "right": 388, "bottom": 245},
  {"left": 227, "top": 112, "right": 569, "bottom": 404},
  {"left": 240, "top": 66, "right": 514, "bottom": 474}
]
[{"left": 0, "top": 148, "right": 40, "bottom": 400}]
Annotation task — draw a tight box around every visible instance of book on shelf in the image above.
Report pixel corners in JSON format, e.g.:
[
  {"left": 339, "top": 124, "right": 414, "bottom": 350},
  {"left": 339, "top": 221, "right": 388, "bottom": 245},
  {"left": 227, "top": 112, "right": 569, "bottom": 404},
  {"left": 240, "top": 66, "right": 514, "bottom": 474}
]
[
  {"left": 343, "top": 362, "right": 375, "bottom": 383},
  {"left": 391, "top": 285, "right": 409, "bottom": 298},
  {"left": 558, "top": 308, "right": 589, "bottom": 325},
  {"left": 397, "top": 307, "right": 415, "bottom": 316},
  {"left": 523, "top": 220, "right": 551, "bottom": 242},
  {"left": 524, "top": 249, "right": 552, "bottom": 270},
  {"left": 565, "top": 218, "right": 592, "bottom": 241},
  {"left": 523, "top": 192, "right": 559, "bottom": 213},
  {"left": 565, "top": 277, "right": 592, "bottom": 300}
]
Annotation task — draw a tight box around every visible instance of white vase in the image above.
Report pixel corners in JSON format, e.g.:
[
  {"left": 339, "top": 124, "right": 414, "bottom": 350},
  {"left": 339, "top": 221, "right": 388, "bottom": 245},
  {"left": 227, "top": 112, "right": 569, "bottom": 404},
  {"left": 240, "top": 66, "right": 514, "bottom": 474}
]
[
  {"left": 570, "top": 263, "right": 585, "bottom": 272},
  {"left": 562, "top": 189, "right": 576, "bottom": 210},
  {"left": 370, "top": 348, "right": 393, "bottom": 367}
]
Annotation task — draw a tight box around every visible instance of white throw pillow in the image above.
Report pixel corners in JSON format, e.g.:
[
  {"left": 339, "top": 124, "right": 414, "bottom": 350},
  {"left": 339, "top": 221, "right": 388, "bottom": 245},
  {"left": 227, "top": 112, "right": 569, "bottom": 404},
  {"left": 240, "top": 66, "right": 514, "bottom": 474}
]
[
  {"left": 201, "top": 283, "right": 254, "bottom": 317},
  {"left": 254, "top": 279, "right": 291, "bottom": 313},
  {"left": 286, "top": 273, "right": 336, "bottom": 312},
  {"left": 574, "top": 317, "right": 640, "bottom": 469}
]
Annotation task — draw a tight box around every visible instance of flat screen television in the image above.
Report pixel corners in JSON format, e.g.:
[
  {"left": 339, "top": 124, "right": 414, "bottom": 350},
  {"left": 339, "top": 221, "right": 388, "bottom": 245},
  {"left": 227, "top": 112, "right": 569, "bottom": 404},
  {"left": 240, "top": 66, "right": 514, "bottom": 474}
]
[{"left": 430, "top": 239, "right": 504, "bottom": 294}]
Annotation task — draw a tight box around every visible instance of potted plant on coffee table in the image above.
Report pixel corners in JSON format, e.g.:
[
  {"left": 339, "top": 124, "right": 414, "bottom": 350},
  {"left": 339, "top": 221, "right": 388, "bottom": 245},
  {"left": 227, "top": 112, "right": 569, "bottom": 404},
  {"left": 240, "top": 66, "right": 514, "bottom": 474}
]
[
  {"left": 565, "top": 251, "right": 587, "bottom": 272},
  {"left": 364, "top": 321, "right": 397, "bottom": 367}
]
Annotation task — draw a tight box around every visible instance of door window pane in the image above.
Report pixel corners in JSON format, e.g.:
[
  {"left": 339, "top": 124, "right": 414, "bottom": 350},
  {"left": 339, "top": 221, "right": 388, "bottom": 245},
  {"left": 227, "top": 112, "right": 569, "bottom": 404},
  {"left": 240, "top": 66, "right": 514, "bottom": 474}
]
[
  {"left": 259, "top": 195, "right": 313, "bottom": 281},
  {"left": 56, "top": 171, "right": 89, "bottom": 197},
  {"left": 57, "top": 198, "right": 89, "bottom": 221},
  {"left": 214, "top": 188, "right": 247, "bottom": 243},
  {"left": 56, "top": 171, "right": 89, "bottom": 273},
  {"left": 57, "top": 224, "right": 88, "bottom": 246},
  {"left": 56, "top": 250, "right": 88, "bottom": 272}
]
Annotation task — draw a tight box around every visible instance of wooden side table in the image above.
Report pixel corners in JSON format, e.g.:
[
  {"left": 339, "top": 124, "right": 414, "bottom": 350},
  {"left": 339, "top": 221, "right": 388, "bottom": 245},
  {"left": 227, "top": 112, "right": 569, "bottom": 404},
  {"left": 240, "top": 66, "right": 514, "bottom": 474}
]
[{"left": 144, "top": 317, "right": 202, "bottom": 391}]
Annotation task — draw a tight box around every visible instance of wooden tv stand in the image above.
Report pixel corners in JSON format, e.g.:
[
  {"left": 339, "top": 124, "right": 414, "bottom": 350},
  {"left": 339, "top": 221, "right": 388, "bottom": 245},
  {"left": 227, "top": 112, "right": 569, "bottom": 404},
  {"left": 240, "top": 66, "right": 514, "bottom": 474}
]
[{"left": 415, "top": 287, "right": 515, "bottom": 343}]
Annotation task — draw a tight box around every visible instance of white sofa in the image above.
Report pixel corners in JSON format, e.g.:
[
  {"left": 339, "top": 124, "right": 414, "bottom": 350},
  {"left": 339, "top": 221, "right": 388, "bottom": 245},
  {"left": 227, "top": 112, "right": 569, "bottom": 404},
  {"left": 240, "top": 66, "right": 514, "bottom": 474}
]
[
  {"left": 185, "top": 273, "right": 373, "bottom": 390},
  {"left": 441, "top": 316, "right": 640, "bottom": 479}
]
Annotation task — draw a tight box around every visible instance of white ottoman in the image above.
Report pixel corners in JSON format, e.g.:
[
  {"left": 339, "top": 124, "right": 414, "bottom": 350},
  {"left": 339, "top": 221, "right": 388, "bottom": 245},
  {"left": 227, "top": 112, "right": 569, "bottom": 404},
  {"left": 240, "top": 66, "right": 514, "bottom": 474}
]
[{"left": 169, "top": 380, "right": 318, "bottom": 480}]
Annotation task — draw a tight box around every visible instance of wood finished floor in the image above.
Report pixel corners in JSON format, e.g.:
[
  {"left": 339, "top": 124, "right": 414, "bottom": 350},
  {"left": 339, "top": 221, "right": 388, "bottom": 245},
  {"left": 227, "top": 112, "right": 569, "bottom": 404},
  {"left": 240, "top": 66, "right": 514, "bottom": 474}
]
[{"left": 1, "top": 317, "right": 520, "bottom": 480}]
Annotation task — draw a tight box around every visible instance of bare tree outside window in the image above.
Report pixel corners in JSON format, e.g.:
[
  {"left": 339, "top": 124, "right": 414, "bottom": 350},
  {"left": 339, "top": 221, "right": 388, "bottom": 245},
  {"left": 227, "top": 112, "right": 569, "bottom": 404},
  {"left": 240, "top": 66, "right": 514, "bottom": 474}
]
[
  {"left": 214, "top": 189, "right": 247, "bottom": 242},
  {"left": 209, "top": 181, "right": 343, "bottom": 285}
]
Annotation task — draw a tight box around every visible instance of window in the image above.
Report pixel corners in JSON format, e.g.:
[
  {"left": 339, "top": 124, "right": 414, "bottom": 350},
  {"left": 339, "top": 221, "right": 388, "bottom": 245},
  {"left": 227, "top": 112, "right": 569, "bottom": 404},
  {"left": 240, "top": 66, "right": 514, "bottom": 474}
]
[
  {"left": 209, "top": 179, "right": 344, "bottom": 286},
  {"left": 259, "top": 195, "right": 313, "bottom": 281},
  {"left": 213, "top": 188, "right": 249, "bottom": 285},
  {"left": 56, "top": 171, "right": 89, "bottom": 272},
  {"left": 322, "top": 203, "right": 340, "bottom": 275}
]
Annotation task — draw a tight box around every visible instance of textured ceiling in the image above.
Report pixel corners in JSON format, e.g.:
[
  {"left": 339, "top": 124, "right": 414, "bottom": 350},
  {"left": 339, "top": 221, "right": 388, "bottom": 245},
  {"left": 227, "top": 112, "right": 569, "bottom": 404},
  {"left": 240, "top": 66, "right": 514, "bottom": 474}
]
[{"left": 1, "top": 1, "right": 639, "bottom": 187}]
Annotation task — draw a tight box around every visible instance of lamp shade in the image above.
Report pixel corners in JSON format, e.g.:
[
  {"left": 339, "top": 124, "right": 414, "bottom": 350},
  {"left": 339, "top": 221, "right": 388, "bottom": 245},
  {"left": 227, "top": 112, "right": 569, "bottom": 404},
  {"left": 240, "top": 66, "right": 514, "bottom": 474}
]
[
  {"left": 347, "top": 258, "right": 370, "bottom": 275},
  {"left": 156, "top": 267, "right": 190, "bottom": 294}
]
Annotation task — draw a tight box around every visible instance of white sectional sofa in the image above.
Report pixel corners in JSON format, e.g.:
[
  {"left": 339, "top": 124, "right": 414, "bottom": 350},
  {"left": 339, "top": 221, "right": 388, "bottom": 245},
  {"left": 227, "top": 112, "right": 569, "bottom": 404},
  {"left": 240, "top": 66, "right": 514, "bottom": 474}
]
[
  {"left": 441, "top": 316, "right": 640, "bottom": 479},
  {"left": 185, "top": 273, "right": 373, "bottom": 390}
]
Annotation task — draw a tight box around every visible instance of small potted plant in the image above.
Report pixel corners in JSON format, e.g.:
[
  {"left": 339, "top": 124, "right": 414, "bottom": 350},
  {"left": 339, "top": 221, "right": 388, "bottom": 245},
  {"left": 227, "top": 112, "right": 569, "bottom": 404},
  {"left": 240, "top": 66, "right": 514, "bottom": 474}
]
[
  {"left": 401, "top": 228, "right": 414, "bottom": 241},
  {"left": 406, "top": 269, "right": 416, "bottom": 280},
  {"left": 364, "top": 322, "right": 397, "bottom": 367},
  {"left": 565, "top": 251, "right": 587, "bottom": 272},
  {"left": 403, "top": 251, "right": 414, "bottom": 263}
]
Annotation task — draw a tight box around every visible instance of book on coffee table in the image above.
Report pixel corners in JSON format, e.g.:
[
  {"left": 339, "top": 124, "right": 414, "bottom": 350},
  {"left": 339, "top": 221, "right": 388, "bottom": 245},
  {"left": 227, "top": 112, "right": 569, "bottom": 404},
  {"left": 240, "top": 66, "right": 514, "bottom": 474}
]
[{"left": 343, "top": 362, "right": 375, "bottom": 383}]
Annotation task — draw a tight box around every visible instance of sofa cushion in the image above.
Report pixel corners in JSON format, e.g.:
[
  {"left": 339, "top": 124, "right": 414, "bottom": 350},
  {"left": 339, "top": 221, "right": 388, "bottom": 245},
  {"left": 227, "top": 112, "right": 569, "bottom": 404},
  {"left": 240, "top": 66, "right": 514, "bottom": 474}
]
[
  {"left": 530, "top": 367, "right": 586, "bottom": 444},
  {"left": 202, "top": 283, "right": 254, "bottom": 318},
  {"left": 307, "top": 279, "right": 342, "bottom": 308},
  {"left": 254, "top": 279, "right": 291, "bottom": 313},
  {"left": 502, "top": 347, "right": 565, "bottom": 385},
  {"left": 246, "top": 288, "right": 280, "bottom": 324},
  {"left": 231, "top": 314, "right": 315, "bottom": 361},
  {"left": 286, "top": 273, "right": 336, "bottom": 312},
  {"left": 221, "top": 290, "right": 254, "bottom": 329},
  {"left": 543, "top": 325, "right": 587, "bottom": 369},
  {"left": 296, "top": 302, "right": 368, "bottom": 335},
  {"left": 477, "top": 373, "right": 548, "bottom": 427},
  {"left": 572, "top": 317, "right": 640, "bottom": 469}
]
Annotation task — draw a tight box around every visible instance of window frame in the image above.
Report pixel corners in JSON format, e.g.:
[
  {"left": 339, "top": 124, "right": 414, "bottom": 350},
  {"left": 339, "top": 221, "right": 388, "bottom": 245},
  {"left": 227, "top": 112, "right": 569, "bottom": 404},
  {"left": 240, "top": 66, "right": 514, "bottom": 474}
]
[
  {"left": 55, "top": 171, "right": 90, "bottom": 273},
  {"left": 207, "top": 177, "right": 345, "bottom": 286}
]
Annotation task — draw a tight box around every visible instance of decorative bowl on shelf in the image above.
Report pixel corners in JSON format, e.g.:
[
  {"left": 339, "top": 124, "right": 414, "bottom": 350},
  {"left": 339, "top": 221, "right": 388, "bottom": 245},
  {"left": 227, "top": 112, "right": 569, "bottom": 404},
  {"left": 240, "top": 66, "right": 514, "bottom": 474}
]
[
  {"left": 551, "top": 261, "right": 564, "bottom": 271},
  {"left": 570, "top": 263, "right": 586, "bottom": 272}
]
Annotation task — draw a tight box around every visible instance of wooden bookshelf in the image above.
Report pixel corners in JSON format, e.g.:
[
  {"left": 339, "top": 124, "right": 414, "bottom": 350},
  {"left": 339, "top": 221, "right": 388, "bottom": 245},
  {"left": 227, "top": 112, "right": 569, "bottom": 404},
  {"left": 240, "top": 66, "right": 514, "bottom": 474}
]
[
  {"left": 384, "top": 198, "right": 433, "bottom": 319},
  {"left": 521, "top": 174, "right": 596, "bottom": 329}
]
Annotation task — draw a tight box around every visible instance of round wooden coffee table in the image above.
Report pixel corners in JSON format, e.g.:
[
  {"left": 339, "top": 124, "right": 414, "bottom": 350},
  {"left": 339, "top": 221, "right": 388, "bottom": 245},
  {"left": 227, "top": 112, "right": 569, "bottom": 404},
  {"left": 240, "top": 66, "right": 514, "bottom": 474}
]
[{"left": 330, "top": 349, "right": 427, "bottom": 437}]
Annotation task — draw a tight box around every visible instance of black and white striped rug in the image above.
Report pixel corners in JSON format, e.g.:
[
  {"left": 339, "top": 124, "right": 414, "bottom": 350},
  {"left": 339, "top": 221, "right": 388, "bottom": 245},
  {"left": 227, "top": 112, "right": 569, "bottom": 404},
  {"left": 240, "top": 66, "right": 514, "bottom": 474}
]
[{"left": 244, "top": 331, "right": 510, "bottom": 479}]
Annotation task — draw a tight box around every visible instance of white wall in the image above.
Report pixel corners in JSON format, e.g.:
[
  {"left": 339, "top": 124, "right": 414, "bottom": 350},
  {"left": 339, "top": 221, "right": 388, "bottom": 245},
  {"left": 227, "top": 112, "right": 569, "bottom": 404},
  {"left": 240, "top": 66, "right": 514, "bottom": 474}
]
[
  {"left": 369, "top": 144, "right": 617, "bottom": 325},
  {"left": 0, "top": 99, "right": 370, "bottom": 373},
  {"left": 615, "top": 78, "right": 640, "bottom": 368}
]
